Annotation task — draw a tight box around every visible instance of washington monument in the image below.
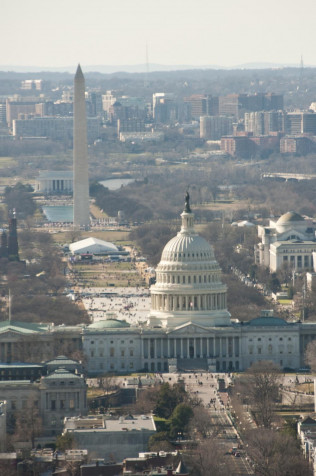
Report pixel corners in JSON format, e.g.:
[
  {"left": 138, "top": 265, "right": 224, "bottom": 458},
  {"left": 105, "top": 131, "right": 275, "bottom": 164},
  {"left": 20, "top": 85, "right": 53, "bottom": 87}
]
[{"left": 73, "top": 64, "right": 90, "bottom": 227}]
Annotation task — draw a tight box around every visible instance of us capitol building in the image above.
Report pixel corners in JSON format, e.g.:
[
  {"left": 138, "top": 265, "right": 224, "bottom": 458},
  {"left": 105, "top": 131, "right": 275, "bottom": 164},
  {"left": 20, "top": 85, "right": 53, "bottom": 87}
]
[
  {"left": 0, "top": 196, "right": 315, "bottom": 375},
  {"left": 82, "top": 196, "right": 315, "bottom": 375}
]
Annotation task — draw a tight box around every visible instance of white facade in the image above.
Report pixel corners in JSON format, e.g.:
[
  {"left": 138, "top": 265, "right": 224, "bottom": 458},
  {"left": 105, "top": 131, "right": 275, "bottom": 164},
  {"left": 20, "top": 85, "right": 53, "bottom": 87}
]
[
  {"left": 256, "top": 211, "right": 316, "bottom": 272},
  {"left": 35, "top": 171, "right": 73, "bottom": 194}
]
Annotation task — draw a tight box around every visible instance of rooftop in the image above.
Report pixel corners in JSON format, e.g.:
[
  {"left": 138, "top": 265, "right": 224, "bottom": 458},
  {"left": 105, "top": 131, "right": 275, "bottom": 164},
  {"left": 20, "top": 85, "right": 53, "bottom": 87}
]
[
  {"left": 64, "top": 414, "right": 156, "bottom": 433},
  {"left": 38, "top": 170, "right": 73, "bottom": 180}
]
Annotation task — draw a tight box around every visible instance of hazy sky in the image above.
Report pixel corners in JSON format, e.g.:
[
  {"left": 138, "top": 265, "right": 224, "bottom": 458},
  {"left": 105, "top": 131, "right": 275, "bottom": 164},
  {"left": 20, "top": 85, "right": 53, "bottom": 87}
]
[{"left": 2, "top": 0, "right": 315, "bottom": 69}]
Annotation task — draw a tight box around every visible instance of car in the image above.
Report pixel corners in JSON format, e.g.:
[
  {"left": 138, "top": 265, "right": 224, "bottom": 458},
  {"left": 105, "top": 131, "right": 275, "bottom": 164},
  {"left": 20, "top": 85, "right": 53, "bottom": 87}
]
[{"left": 235, "top": 452, "right": 241, "bottom": 457}]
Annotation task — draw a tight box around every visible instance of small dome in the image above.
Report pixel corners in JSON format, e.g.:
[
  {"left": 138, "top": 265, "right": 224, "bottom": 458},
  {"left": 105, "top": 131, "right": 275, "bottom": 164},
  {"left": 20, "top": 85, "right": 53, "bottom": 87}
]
[
  {"left": 88, "top": 319, "right": 130, "bottom": 329},
  {"left": 276, "top": 211, "right": 304, "bottom": 225}
]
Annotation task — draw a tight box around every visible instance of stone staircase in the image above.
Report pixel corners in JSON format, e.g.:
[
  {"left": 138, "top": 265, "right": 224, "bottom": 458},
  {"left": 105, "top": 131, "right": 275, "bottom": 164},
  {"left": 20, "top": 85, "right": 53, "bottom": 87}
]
[{"left": 177, "top": 358, "right": 208, "bottom": 371}]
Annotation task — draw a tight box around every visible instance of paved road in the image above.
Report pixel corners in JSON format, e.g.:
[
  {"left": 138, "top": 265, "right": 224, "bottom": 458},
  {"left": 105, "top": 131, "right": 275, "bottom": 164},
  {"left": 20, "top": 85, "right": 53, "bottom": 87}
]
[{"left": 165, "top": 372, "right": 254, "bottom": 475}]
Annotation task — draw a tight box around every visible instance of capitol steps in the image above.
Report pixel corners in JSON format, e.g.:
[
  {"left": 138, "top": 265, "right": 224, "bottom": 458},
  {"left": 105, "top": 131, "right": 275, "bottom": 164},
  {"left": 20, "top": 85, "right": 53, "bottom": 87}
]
[{"left": 177, "top": 358, "right": 208, "bottom": 371}]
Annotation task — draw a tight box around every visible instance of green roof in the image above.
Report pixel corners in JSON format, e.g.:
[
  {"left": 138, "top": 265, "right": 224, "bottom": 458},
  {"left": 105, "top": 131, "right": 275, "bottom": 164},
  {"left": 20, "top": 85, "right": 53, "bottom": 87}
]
[
  {"left": 246, "top": 316, "right": 288, "bottom": 327},
  {"left": 0, "top": 321, "right": 48, "bottom": 334},
  {"left": 46, "top": 355, "right": 78, "bottom": 366},
  {"left": 88, "top": 319, "right": 130, "bottom": 330},
  {"left": 45, "top": 368, "right": 81, "bottom": 379}
]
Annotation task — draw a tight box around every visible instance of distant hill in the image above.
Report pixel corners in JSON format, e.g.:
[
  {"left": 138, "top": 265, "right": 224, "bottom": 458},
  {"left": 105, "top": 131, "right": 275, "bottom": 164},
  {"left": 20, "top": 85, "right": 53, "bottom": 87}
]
[{"left": 0, "top": 62, "right": 309, "bottom": 74}]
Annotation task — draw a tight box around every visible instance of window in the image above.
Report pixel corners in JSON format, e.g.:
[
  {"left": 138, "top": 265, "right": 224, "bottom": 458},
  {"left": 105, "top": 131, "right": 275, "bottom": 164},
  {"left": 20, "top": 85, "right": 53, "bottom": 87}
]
[
  {"left": 51, "top": 400, "right": 56, "bottom": 411},
  {"left": 121, "top": 362, "right": 125, "bottom": 368},
  {"left": 110, "top": 363, "right": 114, "bottom": 370},
  {"left": 130, "top": 340, "right": 133, "bottom": 344},
  {"left": 110, "top": 340, "right": 114, "bottom": 344},
  {"left": 129, "top": 362, "right": 134, "bottom": 369},
  {"left": 130, "top": 349, "right": 134, "bottom": 357},
  {"left": 69, "top": 399, "right": 75, "bottom": 409},
  {"left": 121, "top": 340, "right": 124, "bottom": 344},
  {"left": 121, "top": 350, "right": 125, "bottom": 357},
  {"left": 110, "top": 348, "right": 115, "bottom": 357},
  {"left": 91, "top": 341, "right": 94, "bottom": 344},
  {"left": 11, "top": 401, "right": 16, "bottom": 410},
  {"left": 99, "top": 350, "right": 103, "bottom": 357},
  {"left": 60, "top": 400, "right": 65, "bottom": 410},
  {"left": 90, "top": 350, "right": 94, "bottom": 357}
]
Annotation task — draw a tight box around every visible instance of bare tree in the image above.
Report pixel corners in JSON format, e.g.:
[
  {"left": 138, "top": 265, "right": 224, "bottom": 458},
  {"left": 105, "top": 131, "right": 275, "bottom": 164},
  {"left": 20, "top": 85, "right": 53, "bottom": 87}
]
[
  {"left": 245, "top": 428, "right": 312, "bottom": 476},
  {"left": 97, "top": 373, "right": 118, "bottom": 395},
  {"left": 13, "top": 397, "right": 42, "bottom": 449},
  {"left": 65, "top": 228, "right": 82, "bottom": 244},
  {"left": 130, "top": 386, "right": 158, "bottom": 414},
  {"left": 189, "top": 406, "right": 221, "bottom": 439},
  {"left": 246, "top": 361, "right": 281, "bottom": 428},
  {"left": 191, "top": 440, "right": 230, "bottom": 476}
]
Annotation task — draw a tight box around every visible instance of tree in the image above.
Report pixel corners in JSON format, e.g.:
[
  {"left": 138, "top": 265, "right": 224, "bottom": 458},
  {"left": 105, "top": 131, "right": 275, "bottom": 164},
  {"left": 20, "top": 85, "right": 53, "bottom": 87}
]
[
  {"left": 191, "top": 440, "right": 230, "bottom": 476},
  {"left": 13, "top": 397, "right": 42, "bottom": 449},
  {"left": 154, "top": 383, "right": 186, "bottom": 419},
  {"left": 189, "top": 406, "right": 219, "bottom": 439},
  {"left": 4, "top": 183, "right": 36, "bottom": 219},
  {"left": 148, "top": 432, "right": 175, "bottom": 452},
  {"left": 267, "top": 273, "right": 281, "bottom": 293},
  {"left": 169, "top": 403, "right": 193, "bottom": 438},
  {"left": 131, "top": 386, "right": 158, "bottom": 414},
  {"left": 246, "top": 361, "right": 281, "bottom": 428},
  {"left": 245, "top": 428, "right": 312, "bottom": 476},
  {"left": 65, "top": 228, "right": 82, "bottom": 244},
  {"left": 56, "top": 433, "right": 75, "bottom": 452}
]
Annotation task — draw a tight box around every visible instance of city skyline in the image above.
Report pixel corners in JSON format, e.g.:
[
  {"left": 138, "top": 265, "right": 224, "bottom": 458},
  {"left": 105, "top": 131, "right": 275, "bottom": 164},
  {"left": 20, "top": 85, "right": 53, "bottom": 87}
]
[{"left": 1, "top": 0, "right": 315, "bottom": 70}]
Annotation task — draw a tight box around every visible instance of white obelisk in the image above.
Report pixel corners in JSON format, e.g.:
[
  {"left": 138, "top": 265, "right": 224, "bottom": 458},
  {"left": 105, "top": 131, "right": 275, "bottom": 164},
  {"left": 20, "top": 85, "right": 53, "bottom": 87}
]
[{"left": 73, "top": 64, "right": 90, "bottom": 227}]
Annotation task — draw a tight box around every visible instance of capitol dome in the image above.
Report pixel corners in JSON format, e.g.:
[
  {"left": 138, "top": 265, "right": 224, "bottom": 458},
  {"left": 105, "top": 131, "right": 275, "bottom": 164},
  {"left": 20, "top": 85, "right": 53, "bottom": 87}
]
[{"left": 149, "top": 194, "right": 231, "bottom": 328}]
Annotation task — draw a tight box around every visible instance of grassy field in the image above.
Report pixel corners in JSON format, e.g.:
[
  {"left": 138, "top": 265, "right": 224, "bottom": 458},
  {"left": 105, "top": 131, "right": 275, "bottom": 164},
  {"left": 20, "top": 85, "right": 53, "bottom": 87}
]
[
  {"left": 90, "top": 203, "right": 108, "bottom": 219},
  {"left": 72, "top": 260, "right": 145, "bottom": 287},
  {"left": 52, "top": 229, "right": 131, "bottom": 245}
]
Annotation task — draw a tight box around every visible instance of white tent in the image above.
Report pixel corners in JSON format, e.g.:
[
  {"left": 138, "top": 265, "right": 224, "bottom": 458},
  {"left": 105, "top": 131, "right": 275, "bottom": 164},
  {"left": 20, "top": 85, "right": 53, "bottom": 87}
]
[{"left": 69, "top": 237, "right": 119, "bottom": 255}]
